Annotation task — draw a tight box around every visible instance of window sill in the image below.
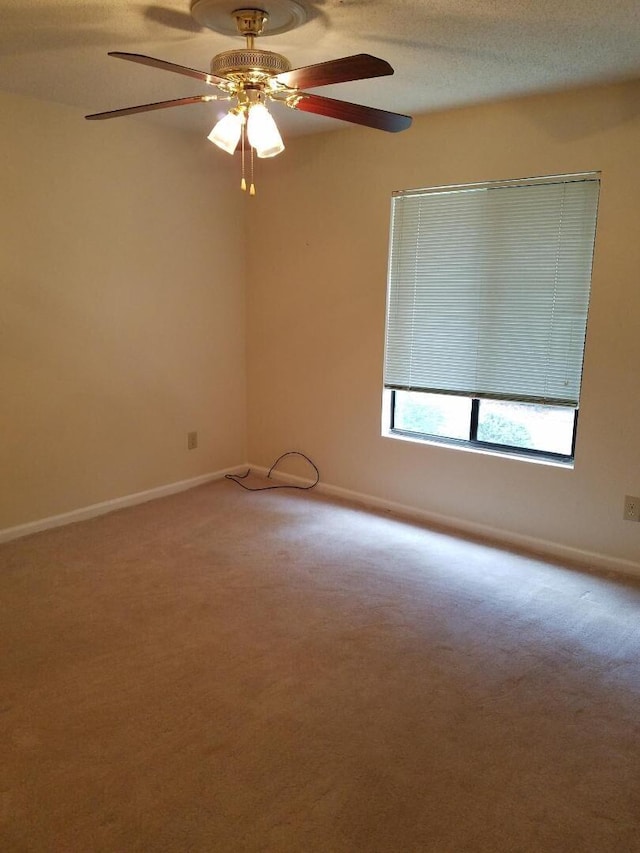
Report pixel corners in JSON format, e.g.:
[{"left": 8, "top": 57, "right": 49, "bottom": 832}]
[{"left": 382, "top": 427, "right": 575, "bottom": 469}]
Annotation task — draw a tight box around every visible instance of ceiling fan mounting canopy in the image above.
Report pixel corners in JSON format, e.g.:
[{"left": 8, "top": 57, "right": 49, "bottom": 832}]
[
  {"left": 232, "top": 8, "right": 269, "bottom": 37},
  {"left": 190, "top": 0, "right": 308, "bottom": 36}
]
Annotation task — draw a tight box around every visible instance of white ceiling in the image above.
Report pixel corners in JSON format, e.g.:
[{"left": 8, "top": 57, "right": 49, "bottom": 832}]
[{"left": 1, "top": 0, "right": 639, "bottom": 139}]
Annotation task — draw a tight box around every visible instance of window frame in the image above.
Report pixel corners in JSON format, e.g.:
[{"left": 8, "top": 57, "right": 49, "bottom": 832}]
[{"left": 388, "top": 390, "right": 579, "bottom": 465}]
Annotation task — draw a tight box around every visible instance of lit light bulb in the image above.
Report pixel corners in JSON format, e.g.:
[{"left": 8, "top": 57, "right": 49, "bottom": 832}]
[
  {"left": 207, "top": 110, "right": 243, "bottom": 155},
  {"left": 247, "top": 102, "right": 284, "bottom": 158}
]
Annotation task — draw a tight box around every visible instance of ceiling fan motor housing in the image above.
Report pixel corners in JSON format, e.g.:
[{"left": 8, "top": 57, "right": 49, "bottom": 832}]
[{"left": 210, "top": 48, "right": 291, "bottom": 81}]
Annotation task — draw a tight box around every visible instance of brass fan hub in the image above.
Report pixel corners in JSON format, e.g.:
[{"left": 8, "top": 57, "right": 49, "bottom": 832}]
[{"left": 210, "top": 47, "right": 291, "bottom": 82}]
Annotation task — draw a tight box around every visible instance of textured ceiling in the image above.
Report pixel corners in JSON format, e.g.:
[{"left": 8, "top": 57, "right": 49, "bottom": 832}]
[{"left": 1, "top": 0, "right": 639, "bottom": 139}]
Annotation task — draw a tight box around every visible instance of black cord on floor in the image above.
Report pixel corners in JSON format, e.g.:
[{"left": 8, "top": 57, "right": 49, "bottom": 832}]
[{"left": 225, "top": 451, "right": 320, "bottom": 492}]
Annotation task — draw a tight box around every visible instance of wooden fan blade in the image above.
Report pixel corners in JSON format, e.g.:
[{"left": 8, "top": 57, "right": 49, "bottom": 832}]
[
  {"left": 293, "top": 93, "right": 412, "bottom": 132},
  {"left": 274, "top": 54, "right": 393, "bottom": 89},
  {"left": 85, "top": 95, "right": 215, "bottom": 120},
  {"left": 108, "top": 52, "right": 225, "bottom": 87}
]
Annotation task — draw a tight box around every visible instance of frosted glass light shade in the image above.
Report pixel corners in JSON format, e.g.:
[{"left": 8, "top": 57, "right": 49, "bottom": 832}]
[
  {"left": 247, "top": 103, "right": 284, "bottom": 158},
  {"left": 208, "top": 111, "right": 242, "bottom": 154}
]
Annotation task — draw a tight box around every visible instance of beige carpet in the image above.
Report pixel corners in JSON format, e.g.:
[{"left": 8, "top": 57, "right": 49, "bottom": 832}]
[{"left": 1, "top": 480, "right": 639, "bottom": 852}]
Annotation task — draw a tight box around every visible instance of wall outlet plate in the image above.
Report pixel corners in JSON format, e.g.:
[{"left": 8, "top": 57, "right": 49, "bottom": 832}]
[
  {"left": 623, "top": 495, "right": 640, "bottom": 521},
  {"left": 187, "top": 431, "right": 198, "bottom": 450}
]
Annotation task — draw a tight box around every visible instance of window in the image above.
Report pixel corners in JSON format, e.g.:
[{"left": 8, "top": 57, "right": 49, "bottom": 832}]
[{"left": 383, "top": 173, "right": 600, "bottom": 462}]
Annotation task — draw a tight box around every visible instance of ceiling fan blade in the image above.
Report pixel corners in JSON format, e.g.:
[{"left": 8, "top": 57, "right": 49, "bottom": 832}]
[
  {"left": 85, "top": 95, "right": 216, "bottom": 120},
  {"left": 108, "top": 52, "right": 225, "bottom": 87},
  {"left": 274, "top": 54, "right": 393, "bottom": 90},
  {"left": 293, "top": 93, "right": 412, "bottom": 133}
]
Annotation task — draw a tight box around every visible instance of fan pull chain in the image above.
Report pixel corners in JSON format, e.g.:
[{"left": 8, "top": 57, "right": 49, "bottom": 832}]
[
  {"left": 249, "top": 144, "right": 256, "bottom": 196},
  {"left": 240, "top": 123, "right": 246, "bottom": 191}
]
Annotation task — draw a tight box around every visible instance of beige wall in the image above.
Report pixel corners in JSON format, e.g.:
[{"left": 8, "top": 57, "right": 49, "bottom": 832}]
[
  {"left": 0, "top": 91, "right": 247, "bottom": 528},
  {"left": 3, "top": 80, "right": 639, "bottom": 569},
  {"left": 246, "top": 79, "right": 640, "bottom": 568}
]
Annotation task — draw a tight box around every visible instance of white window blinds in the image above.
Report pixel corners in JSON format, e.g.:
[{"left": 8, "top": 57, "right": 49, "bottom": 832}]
[{"left": 384, "top": 174, "right": 600, "bottom": 407}]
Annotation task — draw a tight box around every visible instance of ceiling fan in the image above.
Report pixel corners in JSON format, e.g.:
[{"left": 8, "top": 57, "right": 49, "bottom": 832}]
[{"left": 86, "top": 1, "right": 412, "bottom": 193}]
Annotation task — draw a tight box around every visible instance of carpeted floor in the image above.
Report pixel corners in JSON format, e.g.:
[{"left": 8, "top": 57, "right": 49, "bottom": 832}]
[{"left": 1, "top": 479, "right": 639, "bottom": 852}]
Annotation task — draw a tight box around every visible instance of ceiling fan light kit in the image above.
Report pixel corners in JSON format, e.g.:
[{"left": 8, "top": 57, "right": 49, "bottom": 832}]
[{"left": 86, "top": 2, "right": 412, "bottom": 194}]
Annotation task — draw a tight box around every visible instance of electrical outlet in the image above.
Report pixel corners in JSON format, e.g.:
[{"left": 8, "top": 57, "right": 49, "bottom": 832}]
[
  {"left": 623, "top": 495, "right": 640, "bottom": 522},
  {"left": 187, "top": 431, "right": 198, "bottom": 451}
]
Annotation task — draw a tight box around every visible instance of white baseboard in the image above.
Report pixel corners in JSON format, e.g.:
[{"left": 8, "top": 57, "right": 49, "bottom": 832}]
[
  {"left": 252, "top": 465, "right": 640, "bottom": 579},
  {"left": 3, "top": 463, "right": 638, "bottom": 580},
  {"left": 0, "top": 465, "right": 249, "bottom": 545}
]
